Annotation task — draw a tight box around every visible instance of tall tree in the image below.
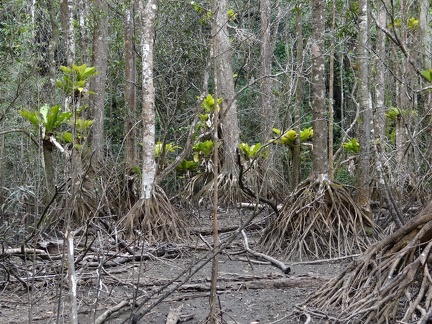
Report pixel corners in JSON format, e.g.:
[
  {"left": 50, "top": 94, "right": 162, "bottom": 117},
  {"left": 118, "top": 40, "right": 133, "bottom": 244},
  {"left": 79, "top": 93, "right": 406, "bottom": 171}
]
[
  {"left": 124, "top": 0, "right": 138, "bottom": 168},
  {"left": 89, "top": 0, "right": 108, "bottom": 163},
  {"left": 310, "top": 0, "right": 328, "bottom": 177},
  {"left": 123, "top": 0, "right": 186, "bottom": 243},
  {"left": 213, "top": 0, "right": 241, "bottom": 201},
  {"left": 356, "top": 0, "right": 372, "bottom": 215},
  {"left": 60, "top": 0, "right": 75, "bottom": 67}
]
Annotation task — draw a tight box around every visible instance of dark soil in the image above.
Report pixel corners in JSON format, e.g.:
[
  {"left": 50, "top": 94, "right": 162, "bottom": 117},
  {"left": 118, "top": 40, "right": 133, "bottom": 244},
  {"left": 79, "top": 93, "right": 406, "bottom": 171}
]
[{"left": 0, "top": 209, "right": 350, "bottom": 324}]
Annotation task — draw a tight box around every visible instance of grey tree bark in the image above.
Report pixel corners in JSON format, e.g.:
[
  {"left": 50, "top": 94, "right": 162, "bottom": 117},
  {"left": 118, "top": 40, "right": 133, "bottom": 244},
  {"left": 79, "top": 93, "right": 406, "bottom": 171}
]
[
  {"left": 213, "top": 0, "right": 240, "bottom": 177},
  {"left": 89, "top": 0, "right": 108, "bottom": 163},
  {"left": 356, "top": 0, "right": 372, "bottom": 214},
  {"left": 124, "top": 1, "right": 138, "bottom": 168},
  {"left": 311, "top": 0, "right": 328, "bottom": 176}
]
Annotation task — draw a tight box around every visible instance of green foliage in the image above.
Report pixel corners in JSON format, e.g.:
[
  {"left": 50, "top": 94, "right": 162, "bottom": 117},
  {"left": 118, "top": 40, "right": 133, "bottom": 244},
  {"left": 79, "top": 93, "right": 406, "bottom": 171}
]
[
  {"left": 201, "top": 94, "right": 221, "bottom": 113},
  {"left": 407, "top": 17, "right": 419, "bottom": 29},
  {"left": 227, "top": 9, "right": 237, "bottom": 21},
  {"left": 386, "top": 106, "right": 417, "bottom": 121},
  {"left": 271, "top": 127, "right": 313, "bottom": 147},
  {"left": 385, "top": 106, "right": 401, "bottom": 121},
  {"left": 343, "top": 138, "right": 360, "bottom": 154},
  {"left": 239, "top": 142, "right": 267, "bottom": 160},
  {"left": 56, "top": 63, "right": 98, "bottom": 96},
  {"left": 190, "top": 1, "right": 212, "bottom": 24},
  {"left": 300, "top": 127, "right": 314, "bottom": 142},
  {"left": 193, "top": 140, "right": 214, "bottom": 162},
  {"left": 58, "top": 132, "right": 73, "bottom": 143},
  {"left": 20, "top": 104, "right": 73, "bottom": 134},
  {"left": 154, "top": 141, "right": 181, "bottom": 158},
  {"left": 421, "top": 68, "right": 432, "bottom": 82},
  {"left": 74, "top": 118, "right": 94, "bottom": 133},
  {"left": 176, "top": 159, "right": 199, "bottom": 174}
]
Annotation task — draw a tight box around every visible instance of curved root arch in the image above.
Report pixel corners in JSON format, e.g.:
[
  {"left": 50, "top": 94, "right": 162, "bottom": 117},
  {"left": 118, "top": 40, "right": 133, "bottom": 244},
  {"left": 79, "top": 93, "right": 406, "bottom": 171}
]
[
  {"left": 123, "top": 185, "right": 188, "bottom": 242},
  {"left": 304, "top": 203, "right": 432, "bottom": 323},
  {"left": 261, "top": 175, "right": 381, "bottom": 261}
]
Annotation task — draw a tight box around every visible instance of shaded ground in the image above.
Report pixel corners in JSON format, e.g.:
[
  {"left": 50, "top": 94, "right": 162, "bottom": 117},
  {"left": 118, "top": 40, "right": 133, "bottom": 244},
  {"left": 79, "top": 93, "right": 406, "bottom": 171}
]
[{"left": 0, "top": 209, "right": 350, "bottom": 324}]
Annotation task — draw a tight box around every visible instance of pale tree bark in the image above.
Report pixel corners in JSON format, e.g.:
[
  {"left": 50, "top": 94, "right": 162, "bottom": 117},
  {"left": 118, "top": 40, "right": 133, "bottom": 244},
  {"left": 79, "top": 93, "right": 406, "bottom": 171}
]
[
  {"left": 328, "top": 0, "right": 336, "bottom": 180},
  {"left": 311, "top": 0, "right": 328, "bottom": 176},
  {"left": 356, "top": 0, "right": 372, "bottom": 214},
  {"left": 77, "top": 0, "right": 90, "bottom": 63},
  {"left": 139, "top": 0, "right": 158, "bottom": 200},
  {"left": 60, "top": 0, "right": 75, "bottom": 66},
  {"left": 124, "top": 0, "right": 138, "bottom": 168},
  {"left": 259, "top": 0, "right": 273, "bottom": 142},
  {"left": 374, "top": 2, "right": 387, "bottom": 144},
  {"left": 213, "top": 0, "right": 240, "bottom": 177},
  {"left": 292, "top": 6, "right": 304, "bottom": 189},
  {"left": 89, "top": 0, "right": 108, "bottom": 163},
  {"left": 419, "top": 0, "right": 432, "bottom": 153}
]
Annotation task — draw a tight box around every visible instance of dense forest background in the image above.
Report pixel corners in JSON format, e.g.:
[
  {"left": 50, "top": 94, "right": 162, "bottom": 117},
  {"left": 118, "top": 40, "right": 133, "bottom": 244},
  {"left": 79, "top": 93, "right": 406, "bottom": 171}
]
[{"left": 0, "top": 0, "right": 432, "bottom": 322}]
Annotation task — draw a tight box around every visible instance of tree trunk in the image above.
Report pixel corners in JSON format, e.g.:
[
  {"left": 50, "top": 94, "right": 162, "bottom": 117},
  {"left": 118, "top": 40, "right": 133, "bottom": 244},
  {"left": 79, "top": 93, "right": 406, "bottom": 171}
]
[
  {"left": 374, "top": 2, "right": 386, "bottom": 146},
  {"left": 60, "top": 0, "right": 75, "bottom": 67},
  {"left": 139, "top": 0, "right": 158, "bottom": 200},
  {"left": 292, "top": 6, "right": 304, "bottom": 189},
  {"left": 311, "top": 0, "right": 328, "bottom": 176},
  {"left": 124, "top": 0, "right": 137, "bottom": 168},
  {"left": 259, "top": 0, "right": 273, "bottom": 142},
  {"left": 213, "top": 0, "right": 240, "bottom": 177},
  {"left": 356, "top": 0, "right": 372, "bottom": 214},
  {"left": 89, "top": 0, "right": 108, "bottom": 163}
]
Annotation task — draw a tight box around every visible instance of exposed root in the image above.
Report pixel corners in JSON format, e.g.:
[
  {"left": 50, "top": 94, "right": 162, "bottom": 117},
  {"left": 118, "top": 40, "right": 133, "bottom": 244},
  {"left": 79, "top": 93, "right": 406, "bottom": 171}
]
[
  {"left": 260, "top": 174, "right": 381, "bottom": 260},
  {"left": 186, "top": 172, "right": 247, "bottom": 206},
  {"left": 122, "top": 185, "right": 188, "bottom": 242},
  {"left": 303, "top": 203, "right": 432, "bottom": 323}
]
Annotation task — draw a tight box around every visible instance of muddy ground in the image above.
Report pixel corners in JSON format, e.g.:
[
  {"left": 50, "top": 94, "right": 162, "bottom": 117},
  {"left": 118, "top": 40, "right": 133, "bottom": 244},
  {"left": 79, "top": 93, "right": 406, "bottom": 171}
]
[{"left": 0, "top": 209, "right": 352, "bottom": 324}]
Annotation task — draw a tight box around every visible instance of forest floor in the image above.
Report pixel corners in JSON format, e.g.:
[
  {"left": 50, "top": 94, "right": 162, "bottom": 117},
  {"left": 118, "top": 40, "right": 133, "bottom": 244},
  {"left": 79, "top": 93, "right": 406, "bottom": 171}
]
[{"left": 0, "top": 208, "right": 353, "bottom": 324}]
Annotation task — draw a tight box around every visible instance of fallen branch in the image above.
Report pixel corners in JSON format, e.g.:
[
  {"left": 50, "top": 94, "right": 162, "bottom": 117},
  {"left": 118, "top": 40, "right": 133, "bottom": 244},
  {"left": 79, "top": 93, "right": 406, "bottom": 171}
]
[
  {"left": 94, "top": 300, "right": 131, "bottom": 324},
  {"left": 241, "top": 230, "right": 290, "bottom": 274}
]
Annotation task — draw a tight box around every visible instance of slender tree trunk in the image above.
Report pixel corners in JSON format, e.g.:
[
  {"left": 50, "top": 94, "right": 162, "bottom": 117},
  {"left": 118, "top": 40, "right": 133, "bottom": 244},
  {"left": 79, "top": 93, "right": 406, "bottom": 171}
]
[
  {"left": 292, "top": 6, "right": 304, "bottom": 189},
  {"left": 213, "top": 0, "right": 240, "bottom": 177},
  {"left": 356, "top": 0, "right": 372, "bottom": 214},
  {"left": 328, "top": 0, "right": 336, "bottom": 180},
  {"left": 259, "top": 0, "right": 273, "bottom": 142},
  {"left": 124, "top": 1, "right": 137, "bottom": 168},
  {"left": 60, "top": 0, "right": 75, "bottom": 67},
  {"left": 311, "top": 0, "right": 328, "bottom": 176},
  {"left": 77, "top": 0, "right": 90, "bottom": 63},
  {"left": 374, "top": 2, "right": 387, "bottom": 145},
  {"left": 139, "top": 0, "right": 158, "bottom": 200},
  {"left": 89, "top": 0, "right": 108, "bottom": 163}
]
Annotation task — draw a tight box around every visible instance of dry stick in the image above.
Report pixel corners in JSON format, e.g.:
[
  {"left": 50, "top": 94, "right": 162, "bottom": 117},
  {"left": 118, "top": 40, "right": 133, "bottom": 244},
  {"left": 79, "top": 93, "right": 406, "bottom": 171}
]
[
  {"left": 241, "top": 230, "right": 290, "bottom": 274},
  {"left": 95, "top": 300, "right": 131, "bottom": 324},
  {"left": 66, "top": 231, "right": 78, "bottom": 324}
]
